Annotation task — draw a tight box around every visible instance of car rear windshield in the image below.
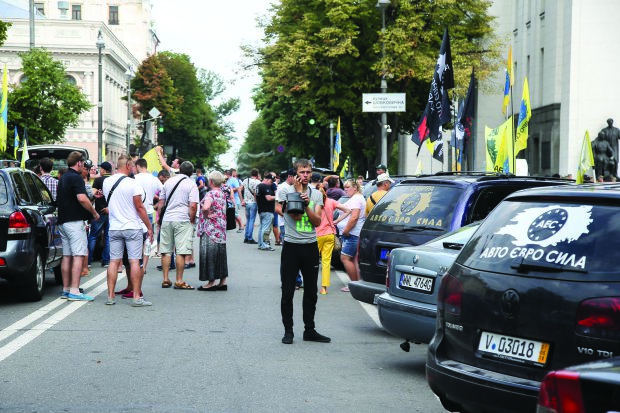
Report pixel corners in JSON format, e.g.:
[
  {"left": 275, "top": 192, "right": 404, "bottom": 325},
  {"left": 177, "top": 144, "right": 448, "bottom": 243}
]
[
  {"left": 365, "top": 184, "right": 463, "bottom": 231},
  {"left": 458, "top": 200, "right": 620, "bottom": 278}
]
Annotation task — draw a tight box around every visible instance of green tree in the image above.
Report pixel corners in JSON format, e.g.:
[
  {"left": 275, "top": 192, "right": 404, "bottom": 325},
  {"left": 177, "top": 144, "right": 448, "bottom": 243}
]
[
  {"left": 236, "top": 117, "right": 289, "bottom": 176},
  {"left": 0, "top": 20, "right": 11, "bottom": 46},
  {"left": 8, "top": 48, "right": 91, "bottom": 145},
  {"left": 248, "top": 0, "right": 500, "bottom": 177}
]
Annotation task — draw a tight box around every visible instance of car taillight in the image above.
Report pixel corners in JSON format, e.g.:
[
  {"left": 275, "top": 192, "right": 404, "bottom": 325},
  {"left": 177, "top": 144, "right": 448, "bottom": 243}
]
[
  {"left": 575, "top": 297, "right": 620, "bottom": 340},
  {"left": 536, "top": 370, "right": 584, "bottom": 413},
  {"left": 0, "top": 257, "right": 6, "bottom": 266},
  {"left": 437, "top": 273, "right": 463, "bottom": 315},
  {"left": 8, "top": 211, "right": 32, "bottom": 234}
]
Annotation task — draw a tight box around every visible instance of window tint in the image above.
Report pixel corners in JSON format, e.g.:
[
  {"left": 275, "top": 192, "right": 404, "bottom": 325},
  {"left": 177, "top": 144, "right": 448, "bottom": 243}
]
[
  {"left": 469, "top": 186, "right": 526, "bottom": 223},
  {"left": 24, "top": 173, "right": 43, "bottom": 205},
  {"left": 12, "top": 173, "right": 32, "bottom": 204},
  {"left": 33, "top": 174, "right": 53, "bottom": 204},
  {"left": 365, "top": 184, "right": 463, "bottom": 231},
  {"left": 460, "top": 200, "right": 620, "bottom": 278},
  {"left": 0, "top": 175, "right": 8, "bottom": 205}
]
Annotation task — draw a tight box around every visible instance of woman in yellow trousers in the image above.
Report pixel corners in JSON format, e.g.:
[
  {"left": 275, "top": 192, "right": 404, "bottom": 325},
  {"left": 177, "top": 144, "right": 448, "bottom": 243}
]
[{"left": 316, "top": 185, "right": 350, "bottom": 294}]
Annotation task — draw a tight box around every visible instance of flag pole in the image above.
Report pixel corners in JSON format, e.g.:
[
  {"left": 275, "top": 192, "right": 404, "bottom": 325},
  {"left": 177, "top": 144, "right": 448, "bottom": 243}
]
[{"left": 510, "top": 82, "right": 515, "bottom": 174}]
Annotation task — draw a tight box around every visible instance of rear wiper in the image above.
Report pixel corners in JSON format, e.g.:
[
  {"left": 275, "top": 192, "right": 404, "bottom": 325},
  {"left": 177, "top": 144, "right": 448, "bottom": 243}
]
[
  {"left": 510, "top": 258, "right": 588, "bottom": 274},
  {"left": 443, "top": 242, "right": 464, "bottom": 250},
  {"left": 403, "top": 225, "right": 444, "bottom": 232}
]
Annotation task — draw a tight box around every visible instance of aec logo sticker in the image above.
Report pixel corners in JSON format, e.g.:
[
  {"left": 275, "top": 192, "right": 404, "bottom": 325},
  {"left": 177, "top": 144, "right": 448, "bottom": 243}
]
[{"left": 479, "top": 205, "right": 593, "bottom": 270}]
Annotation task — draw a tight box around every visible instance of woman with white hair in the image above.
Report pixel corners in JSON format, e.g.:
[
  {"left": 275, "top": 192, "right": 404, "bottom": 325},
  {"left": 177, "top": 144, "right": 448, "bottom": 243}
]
[{"left": 196, "top": 170, "right": 229, "bottom": 291}]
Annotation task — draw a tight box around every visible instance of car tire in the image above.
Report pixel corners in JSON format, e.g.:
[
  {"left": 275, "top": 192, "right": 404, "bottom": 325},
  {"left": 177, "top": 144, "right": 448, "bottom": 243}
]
[
  {"left": 53, "top": 264, "right": 62, "bottom": 285},
  {"left": 19, "top": 246, "right": 45, "bottom": 302}
]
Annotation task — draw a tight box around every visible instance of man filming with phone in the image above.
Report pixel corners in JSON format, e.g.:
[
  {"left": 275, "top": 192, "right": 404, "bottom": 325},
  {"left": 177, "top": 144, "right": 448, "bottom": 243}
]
[{"left": 275, "top": 159, "right": 330, "bottom": 345}]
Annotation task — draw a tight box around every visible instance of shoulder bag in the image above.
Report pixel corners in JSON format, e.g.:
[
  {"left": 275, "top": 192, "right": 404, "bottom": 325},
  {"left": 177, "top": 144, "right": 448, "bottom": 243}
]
[{"left": 158, "top": 176, "right": 187, "bottom": 226}]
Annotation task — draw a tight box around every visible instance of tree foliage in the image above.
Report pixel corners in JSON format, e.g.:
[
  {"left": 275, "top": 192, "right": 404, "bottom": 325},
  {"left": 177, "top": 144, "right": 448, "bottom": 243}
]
[
  {"left": 236, "top": 117, "right": 289, "bottom": 176},
  {"left": 0, "top": 20, "right": 11, "bottom": 46},
  {"left": 244, "top": 0, "right": 500, "bottom": 176},
  {"left": 131, "top": 53, "right": 238, "bottom": 169},
  {"left": 8, "top": 48, "right": 91, "bottom": 145}
]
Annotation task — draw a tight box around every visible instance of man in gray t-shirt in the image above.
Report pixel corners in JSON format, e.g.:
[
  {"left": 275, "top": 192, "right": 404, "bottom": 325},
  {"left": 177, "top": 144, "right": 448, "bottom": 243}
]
[{"left": 275, "top": 159, "right": 330, "bottom": 345}]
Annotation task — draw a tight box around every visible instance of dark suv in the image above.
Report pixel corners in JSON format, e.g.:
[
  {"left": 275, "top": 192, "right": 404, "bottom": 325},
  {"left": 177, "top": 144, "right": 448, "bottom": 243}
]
[
  {"left": 0, "top": 167, "right": 62, "bottom": 301},
  {"left": 427, "top": 183, "right": 620, "bottom": 413},
  {"left": 349, "top": 172, "right": 571, "bottom": 304}
]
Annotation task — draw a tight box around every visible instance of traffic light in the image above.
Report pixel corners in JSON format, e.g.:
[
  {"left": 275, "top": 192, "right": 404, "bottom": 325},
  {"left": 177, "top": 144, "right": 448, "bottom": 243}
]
[{"left": 157, "top": 117, "right": 164, "bottom": 133}]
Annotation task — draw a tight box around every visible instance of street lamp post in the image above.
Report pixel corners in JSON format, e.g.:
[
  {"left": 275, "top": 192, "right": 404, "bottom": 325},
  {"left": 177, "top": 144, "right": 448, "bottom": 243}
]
[
  {"left": 376, "top": 0, "right": 390, "bottom": 167},
  {"left": 125, "top": 66, "right": 133, "bottom": 153},
  {"left": 96, "top": 30, "right": 105, "bottom": 164},
  {"left": 329, "top": 122, "right": 334, "bottom": 170}
]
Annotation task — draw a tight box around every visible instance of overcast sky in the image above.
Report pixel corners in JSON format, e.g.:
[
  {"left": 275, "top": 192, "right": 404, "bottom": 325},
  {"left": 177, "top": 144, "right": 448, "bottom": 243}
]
[{"left": 150, "top": 0, "right": 276, "bottom": 167}]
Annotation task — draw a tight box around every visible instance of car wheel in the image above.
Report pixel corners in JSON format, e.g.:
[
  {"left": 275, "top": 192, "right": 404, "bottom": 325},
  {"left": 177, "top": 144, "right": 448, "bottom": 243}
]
[
  {"left": 53, "top": 265, "right": 63, "bottom": 285},
  {"left": 20, "top": 246, "right": 45, "bottom": 302}
]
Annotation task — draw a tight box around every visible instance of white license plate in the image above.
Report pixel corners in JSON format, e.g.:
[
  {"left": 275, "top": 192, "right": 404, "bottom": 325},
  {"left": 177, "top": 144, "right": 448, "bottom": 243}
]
[
  {"left": 399, "top": 273, "right": 433, "bottom": 293},
  {"left": 478, "top": 331, "right": 550, "bottom": 366}
]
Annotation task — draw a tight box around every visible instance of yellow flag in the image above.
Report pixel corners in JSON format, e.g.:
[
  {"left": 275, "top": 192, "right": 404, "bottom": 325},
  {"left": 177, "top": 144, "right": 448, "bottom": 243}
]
[
  {"left": 485, "top": 119, "right": 514, "bottom": 173},
  {"left": 576, "top": 131, "right": 594, "bottom": 184},
  {"left": 101, "top": 139, "right": 106, "bottom": 163},
  {"left": 502, "top": 46, "right": 513, "bottom": 117},
  {"left": 143, "top": 147, "right": 163, "bottom": 174},
  {"left": 515, "top": 78, "right": 531, "bottom": 155},
  {"left": 339, "top": 157, "right": 349, "bottom": 178}
]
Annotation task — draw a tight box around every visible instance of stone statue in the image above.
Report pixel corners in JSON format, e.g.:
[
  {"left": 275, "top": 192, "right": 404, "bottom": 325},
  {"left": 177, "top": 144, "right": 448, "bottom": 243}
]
[
  {"left": 592, "top": 131, "right": 616, "bottom": 178},
  {"left": 600, "top": 118, "right": 620, "bottom": 176}
]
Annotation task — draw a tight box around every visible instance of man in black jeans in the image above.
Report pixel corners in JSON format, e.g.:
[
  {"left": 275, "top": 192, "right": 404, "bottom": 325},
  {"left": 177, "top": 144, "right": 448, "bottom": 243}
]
[{"left": 275, "top": 158, "right": 330, "bottom": 344}]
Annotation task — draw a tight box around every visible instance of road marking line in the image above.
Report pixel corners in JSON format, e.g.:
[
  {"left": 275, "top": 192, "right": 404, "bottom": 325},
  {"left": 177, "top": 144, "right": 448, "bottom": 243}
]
[
  {"left": 333, "top": 268, "right": 381, "bottom": 328},
  {"left": 0, "top": 270, "right": 122, "bottom": 363}
]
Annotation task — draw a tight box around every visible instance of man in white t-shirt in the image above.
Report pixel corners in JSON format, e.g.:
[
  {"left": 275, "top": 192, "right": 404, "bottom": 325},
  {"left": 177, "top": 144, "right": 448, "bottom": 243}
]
[
  {"left": 241, "top": 168, "right": 261, "bottom": 244},
  {"left": 102, "top": 155, "right": 154, "bottom": 307},
  {"left": 157, "top": 161, "right": 199, "bottom": 290},
  {"left": 134, "top": 158, "right": 163, "bottom": 270},
  {"left": 227, "top": 168, "right": 244, "bottom": 232}
]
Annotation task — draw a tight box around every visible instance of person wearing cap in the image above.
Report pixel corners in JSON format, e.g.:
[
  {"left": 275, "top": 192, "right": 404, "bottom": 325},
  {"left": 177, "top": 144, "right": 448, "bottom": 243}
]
[
  {"left": 376, "top": 164, "right": 387, "bottom": 177},
  {"left": 310, "top": 172, "right": 322, "bottom": 189},
  {"left": 88, "top": 161, "right": 114, "bottom": 268},
  {"left": 256, "top": 173, "right": 276, "bottom": 251},
  {"left": 365, "top": 173, "right": 394, "bottom": 216}
]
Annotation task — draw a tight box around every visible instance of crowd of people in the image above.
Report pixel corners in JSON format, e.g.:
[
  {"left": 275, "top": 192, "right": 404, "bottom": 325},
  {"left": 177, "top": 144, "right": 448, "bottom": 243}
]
[{"left": 37, "top": 151, "right": 396, "bottom": 343}]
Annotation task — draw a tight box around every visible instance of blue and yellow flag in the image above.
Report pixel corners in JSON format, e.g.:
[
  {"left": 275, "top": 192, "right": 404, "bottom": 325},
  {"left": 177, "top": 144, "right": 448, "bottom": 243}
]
[
  {"left": 576, "top": 131, "right": 594, "bottom": 184},
  {"left": 485, "top": 119, "right": 514, "bottom": 174},
  {"left": 502, "top": 47, "right": 513, "bottom": 117},
  {"left": 13, "top": 126, "right": 19, "bottom": 159},
  {"left": 515, "top": 78, "right": 531, "bottom": 155},
  {"left": 333, "top": 117, "right": 341, "bottom": 171},
  {"left": 0, "top": 64, "right": 8, "bottom": 153}
]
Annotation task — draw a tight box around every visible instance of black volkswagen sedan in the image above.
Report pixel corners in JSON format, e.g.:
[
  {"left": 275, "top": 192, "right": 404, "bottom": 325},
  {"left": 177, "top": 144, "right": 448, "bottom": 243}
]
[
  {"left": 0, "top": 167, "right": 62, "bottom": 301},
  {"left": 427, "top": 183, "right": 620, "bottom": 413}
]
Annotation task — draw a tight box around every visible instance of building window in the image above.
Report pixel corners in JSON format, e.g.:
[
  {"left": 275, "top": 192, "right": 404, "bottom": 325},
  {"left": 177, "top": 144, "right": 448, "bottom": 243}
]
[
  {"left": 34, "top": 2, "right": 44, "bottom": 15},
  {"left": 65, "top": 75, "right": 77, "bottom": 86},
  {"left": 72, "top": 4, "right": 82, "bottom": 20},
  {"left": 109, "top": 5, "right": 119, "bottom": 25}
]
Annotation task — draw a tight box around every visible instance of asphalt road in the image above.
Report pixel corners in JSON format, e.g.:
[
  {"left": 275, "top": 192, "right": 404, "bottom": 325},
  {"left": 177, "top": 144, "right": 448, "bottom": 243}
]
[{"left": 0, "top": 229, "right": 447, "bottom": 413}]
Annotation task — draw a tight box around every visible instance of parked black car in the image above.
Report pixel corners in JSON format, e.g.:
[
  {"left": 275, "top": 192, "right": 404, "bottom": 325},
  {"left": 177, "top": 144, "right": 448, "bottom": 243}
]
[
  {"left": 0, "top": 167, "right": 62, "bottom": 301},
  {"left": 350, "top": 172, "right": 571, "bottom": 304},
  {"left": 427, "top": 183, "right": 620, "bottom": 413},
  {"left": 537, "top": 356, "right": 620, "bottom": 413}
]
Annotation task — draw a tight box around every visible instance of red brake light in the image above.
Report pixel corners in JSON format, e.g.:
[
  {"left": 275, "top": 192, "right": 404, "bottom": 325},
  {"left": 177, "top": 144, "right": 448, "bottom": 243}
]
[
  {"left": 0, "top": 257, "right": 6, "bottom": 266},
  {"left": 8, "top": 211, "right": 32, "bottom": 234},
  {"left": 438, "top": 273, "right": 463, "bottom": 315},
  {"left": 575, "top": 297, "right": 620, "bottom": 340},
  {"left": 537, "top": 370, "right": 584, "bottom": 413}
]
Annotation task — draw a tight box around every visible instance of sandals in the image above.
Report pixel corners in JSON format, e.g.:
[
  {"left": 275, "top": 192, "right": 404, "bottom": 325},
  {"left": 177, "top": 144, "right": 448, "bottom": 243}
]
[
  {"left": 161, "top": 280, "right": 172, "bottom": 288},
  {"left": 174, "top": 281, "right": 195, "bottom": 290}
]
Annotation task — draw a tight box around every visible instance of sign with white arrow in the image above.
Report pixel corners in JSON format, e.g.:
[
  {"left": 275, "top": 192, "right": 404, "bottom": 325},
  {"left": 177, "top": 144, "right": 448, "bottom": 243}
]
[{"left": 362, "top": 93, "right": 406, "bottom": 112}]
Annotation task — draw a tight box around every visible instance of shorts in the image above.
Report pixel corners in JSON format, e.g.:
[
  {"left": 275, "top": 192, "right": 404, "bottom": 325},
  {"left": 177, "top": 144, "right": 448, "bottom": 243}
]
[
  {"left": 109, "top": 229, "right": 144, "bottom": 260},
  {"left": 235, "top": 201, "right": 241, "bottom": 217},
  {"left": 59, "top": 221, "right": 88, "bottom": 256},
  {"left": 159, "top": 221, "right": 194, "bottom": 255},
  {"left": 340, "top": 234, "right": 359, "bottom": 257}
]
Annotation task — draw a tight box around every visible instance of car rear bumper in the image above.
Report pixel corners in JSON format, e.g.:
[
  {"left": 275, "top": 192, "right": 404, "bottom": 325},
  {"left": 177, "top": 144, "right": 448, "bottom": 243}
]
[
  {"left": 0, "top": 239, "right": 36, "bottom": 279},
  {"left": 426, "top": 353, "right": 540, "bottom": 413},
  {"left": 376, "top": 292, "right": 436, "bottom": 344},
  {"left": 349, "top": 280, "right": 385, "bottom": 304}
]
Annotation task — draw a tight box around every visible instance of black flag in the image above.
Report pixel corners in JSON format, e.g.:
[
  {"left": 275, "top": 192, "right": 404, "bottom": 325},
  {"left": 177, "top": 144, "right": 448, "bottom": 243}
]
[
  {"left": 451, "top": 69, "right": 475, "bottom": 162},
  {"left": 411, "top": 29, "right": 454, "bottom": 156}
]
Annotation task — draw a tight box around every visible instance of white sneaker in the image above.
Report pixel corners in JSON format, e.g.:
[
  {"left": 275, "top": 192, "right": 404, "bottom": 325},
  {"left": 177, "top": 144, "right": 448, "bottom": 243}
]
[{"left": 132, "top": 298, "right": 152, "bottom": 307}]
